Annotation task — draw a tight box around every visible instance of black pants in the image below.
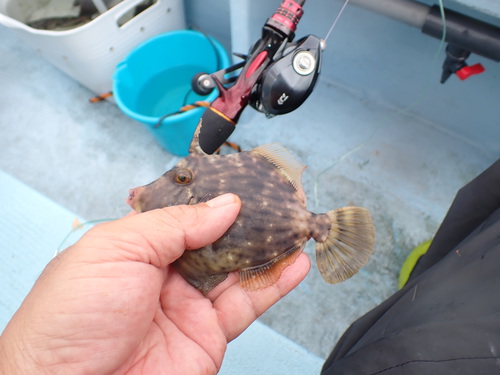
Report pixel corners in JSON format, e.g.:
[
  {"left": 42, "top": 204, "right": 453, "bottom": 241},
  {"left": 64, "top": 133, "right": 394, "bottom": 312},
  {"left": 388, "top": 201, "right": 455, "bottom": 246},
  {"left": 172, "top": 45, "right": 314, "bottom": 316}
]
[{"left": 322, "top": 159, "right": 500, "bottom": 374}]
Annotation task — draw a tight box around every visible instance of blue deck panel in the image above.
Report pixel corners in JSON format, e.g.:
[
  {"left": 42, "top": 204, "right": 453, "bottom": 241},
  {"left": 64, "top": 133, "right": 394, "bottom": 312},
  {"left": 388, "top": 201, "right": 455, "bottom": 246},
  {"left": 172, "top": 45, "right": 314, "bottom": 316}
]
[{"left": 0, "top": 170, "right": 86, "bottom": 331}]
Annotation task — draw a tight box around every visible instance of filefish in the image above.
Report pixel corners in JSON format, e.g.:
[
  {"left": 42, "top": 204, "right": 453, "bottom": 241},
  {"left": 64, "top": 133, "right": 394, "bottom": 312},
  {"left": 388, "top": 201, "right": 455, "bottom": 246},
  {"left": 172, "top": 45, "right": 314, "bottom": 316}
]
[{"left": 127, "top": 123, "right": 375, "bottom": 295}]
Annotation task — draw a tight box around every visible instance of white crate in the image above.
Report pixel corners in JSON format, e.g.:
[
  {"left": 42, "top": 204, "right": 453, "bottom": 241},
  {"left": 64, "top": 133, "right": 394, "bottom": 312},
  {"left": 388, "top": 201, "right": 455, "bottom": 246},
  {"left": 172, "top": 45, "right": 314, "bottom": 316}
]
[{"left": 0, "top": 0, "right": 186, "bottom": 95}]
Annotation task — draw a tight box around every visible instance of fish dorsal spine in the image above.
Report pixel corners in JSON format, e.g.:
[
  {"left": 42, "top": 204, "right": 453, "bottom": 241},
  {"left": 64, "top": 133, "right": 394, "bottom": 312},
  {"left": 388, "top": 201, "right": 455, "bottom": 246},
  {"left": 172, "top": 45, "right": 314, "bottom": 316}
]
[
  {"left": 188, "top": 119, "right": 205, "bottom": 155},
  {"left": 253, "top": 143, "right": 306, "bottom": 192}
]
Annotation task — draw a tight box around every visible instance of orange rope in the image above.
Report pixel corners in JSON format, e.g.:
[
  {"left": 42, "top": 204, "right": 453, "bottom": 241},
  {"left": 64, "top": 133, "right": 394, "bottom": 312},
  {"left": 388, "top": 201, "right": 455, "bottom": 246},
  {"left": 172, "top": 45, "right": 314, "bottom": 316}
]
[
  {"left": 155, "top": 101, "right": 211, "bottom": 128},
  {"left": 89, "top": 91, "right": 113, "bottom": 103}
]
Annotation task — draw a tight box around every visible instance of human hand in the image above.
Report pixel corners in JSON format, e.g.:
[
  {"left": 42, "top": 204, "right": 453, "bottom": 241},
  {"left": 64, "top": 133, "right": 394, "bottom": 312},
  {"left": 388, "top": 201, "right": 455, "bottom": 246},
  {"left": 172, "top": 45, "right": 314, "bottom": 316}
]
[{"left": 0, "top": 194, "right": 310, "bottom": 375}]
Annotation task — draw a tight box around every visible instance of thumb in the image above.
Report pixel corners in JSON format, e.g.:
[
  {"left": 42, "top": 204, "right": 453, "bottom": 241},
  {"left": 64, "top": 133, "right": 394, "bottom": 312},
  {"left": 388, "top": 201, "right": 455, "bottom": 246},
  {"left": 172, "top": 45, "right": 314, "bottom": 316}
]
[{"left": 71, "top": 193, "right": 241, "bottom": 268}]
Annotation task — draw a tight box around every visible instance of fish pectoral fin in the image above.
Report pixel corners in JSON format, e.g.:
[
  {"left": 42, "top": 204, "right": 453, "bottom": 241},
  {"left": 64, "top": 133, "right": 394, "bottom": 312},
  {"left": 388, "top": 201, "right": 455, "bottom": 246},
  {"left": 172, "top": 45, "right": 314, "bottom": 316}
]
[
  {"left": 197, "top": 193, "right": 214, "bottom": 204},
  {"left": 239, "top": 241, "right": 306, "bottom": 291},
  {"left": 316, "top": 207, "right": 375, "bottom": 284}
]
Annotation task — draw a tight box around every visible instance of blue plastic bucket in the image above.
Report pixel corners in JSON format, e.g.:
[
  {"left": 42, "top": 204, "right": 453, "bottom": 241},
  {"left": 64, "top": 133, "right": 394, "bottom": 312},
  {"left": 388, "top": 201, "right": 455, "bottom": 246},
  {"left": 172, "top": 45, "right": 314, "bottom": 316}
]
[{"left": 113, "top": 30, "right": 230, "bottom": 156}]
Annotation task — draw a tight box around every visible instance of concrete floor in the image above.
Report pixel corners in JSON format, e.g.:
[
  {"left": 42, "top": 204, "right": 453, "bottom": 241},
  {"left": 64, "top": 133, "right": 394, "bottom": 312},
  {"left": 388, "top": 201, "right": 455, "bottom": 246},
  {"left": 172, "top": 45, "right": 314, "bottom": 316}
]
[{"left": 1, "top": 16, "right": 498, "bottom": 363}]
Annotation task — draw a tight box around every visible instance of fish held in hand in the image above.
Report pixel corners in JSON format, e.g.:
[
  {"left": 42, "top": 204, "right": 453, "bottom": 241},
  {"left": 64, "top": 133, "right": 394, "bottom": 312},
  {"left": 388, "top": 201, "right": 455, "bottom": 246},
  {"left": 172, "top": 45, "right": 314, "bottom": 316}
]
[{"left": 127, "top": 123, "right": 375, "bottom": 295}]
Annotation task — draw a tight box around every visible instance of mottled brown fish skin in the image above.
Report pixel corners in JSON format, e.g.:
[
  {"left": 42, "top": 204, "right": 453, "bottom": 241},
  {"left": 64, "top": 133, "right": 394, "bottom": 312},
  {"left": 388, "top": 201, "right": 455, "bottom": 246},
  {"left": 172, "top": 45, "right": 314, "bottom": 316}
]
[{"left": 128, "top": 149, "right": 331, "bottom": 293}]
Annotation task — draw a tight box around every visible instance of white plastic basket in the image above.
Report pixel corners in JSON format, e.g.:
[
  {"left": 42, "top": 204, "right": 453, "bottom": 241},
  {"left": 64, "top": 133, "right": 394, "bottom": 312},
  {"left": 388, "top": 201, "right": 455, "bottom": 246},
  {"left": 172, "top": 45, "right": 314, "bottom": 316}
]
[{"left": 0, "top": 0, "right": 186, "bottom": 95}]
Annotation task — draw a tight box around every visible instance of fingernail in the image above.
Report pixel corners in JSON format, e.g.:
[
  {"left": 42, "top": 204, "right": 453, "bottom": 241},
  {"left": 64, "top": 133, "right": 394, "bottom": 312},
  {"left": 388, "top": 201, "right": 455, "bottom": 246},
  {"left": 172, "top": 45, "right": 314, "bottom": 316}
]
[{"left": 206, "top": 193, "right": 237, "bottom": 208}]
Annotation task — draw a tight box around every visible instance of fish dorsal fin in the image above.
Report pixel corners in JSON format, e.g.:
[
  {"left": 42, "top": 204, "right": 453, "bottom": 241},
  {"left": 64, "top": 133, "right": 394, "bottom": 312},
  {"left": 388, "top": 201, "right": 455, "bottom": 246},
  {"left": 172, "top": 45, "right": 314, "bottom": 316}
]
[
  {"left": 253, "top": 143, "right": 306, "bottom": 191},
  {"left": 239, "top": 241, "right": 306, "bottom": 291}
]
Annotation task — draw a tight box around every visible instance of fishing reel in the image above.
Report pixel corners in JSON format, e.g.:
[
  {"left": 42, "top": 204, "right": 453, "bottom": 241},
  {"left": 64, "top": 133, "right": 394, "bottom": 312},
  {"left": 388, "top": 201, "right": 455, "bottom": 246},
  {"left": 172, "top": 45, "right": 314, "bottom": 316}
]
[
  {"left": 190, "top": 0, "right": 325, "bottom": 154},
  {"left": 193, "top": 34, "right": 324, "bottom": 118},
  {"left": 249, "top": 34, "right": 323, "bottom": 117}
]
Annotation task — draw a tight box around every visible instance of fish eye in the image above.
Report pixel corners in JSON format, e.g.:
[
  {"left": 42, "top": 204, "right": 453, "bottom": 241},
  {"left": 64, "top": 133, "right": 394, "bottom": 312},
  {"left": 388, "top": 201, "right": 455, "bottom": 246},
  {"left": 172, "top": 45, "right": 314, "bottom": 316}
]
[{"left": 174, "top": 169, "right": 193, "bottom": 185}]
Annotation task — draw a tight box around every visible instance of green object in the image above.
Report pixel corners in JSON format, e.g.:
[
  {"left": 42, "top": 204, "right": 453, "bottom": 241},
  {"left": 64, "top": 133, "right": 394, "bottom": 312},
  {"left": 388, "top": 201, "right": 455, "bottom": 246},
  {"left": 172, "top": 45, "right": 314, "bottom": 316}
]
[{"left": 398, "top": 239, "right": 432, "bottom": 289}]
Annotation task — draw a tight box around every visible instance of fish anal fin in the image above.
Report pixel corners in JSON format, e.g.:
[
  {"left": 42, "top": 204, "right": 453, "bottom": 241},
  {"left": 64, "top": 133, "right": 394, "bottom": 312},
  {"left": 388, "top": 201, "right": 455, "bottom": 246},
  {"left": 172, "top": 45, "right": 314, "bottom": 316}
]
[
  {"left": 239, "top": 241, "right": 306, "bottom": 291},
  {"left": 316, "top": 207, "right": 375, "bottom": 284},
  {"left": 252, "top": 143, "right": 306, "bottom": 192}
]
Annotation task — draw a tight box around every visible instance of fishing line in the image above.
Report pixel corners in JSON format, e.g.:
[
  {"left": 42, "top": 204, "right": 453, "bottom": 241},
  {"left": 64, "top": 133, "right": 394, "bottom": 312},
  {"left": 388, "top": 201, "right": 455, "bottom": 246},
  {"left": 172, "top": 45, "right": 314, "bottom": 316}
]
[
  {"left": 324, "top": 0, "right": 352, "bottom": 42},
  {"left": 388, "top": 0, "right": 446, "bottom": 118},
  {"left": 313, "top": 0, "right": 447, "bottom": 207},
  {"left": 52, "top": 154, "right": 185, "bottom": 257},
  {"left": 53, "top": 218, "right": 116, "bottom": 258}
]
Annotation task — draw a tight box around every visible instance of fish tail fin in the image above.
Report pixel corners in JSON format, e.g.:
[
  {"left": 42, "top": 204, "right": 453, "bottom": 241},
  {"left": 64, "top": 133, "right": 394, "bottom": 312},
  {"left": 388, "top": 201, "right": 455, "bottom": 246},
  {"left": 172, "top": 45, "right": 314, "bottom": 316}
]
[{"left": 315, "top": 207, "right": 375, "bottom": 284}]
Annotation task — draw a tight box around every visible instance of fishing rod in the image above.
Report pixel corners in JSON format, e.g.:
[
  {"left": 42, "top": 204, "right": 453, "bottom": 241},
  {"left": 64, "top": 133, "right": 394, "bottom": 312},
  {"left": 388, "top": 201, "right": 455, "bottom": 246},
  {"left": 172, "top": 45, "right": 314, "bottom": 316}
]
[{"left": 191, "top": 0, "right": 324, "bottom": 154}]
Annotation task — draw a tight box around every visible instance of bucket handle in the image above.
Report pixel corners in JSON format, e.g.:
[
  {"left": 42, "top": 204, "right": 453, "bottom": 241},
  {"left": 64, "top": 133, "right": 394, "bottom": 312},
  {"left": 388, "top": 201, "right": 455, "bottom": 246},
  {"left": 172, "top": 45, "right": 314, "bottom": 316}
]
[{"left": 97, "top": 0, "right": 163, "bottom": 30}]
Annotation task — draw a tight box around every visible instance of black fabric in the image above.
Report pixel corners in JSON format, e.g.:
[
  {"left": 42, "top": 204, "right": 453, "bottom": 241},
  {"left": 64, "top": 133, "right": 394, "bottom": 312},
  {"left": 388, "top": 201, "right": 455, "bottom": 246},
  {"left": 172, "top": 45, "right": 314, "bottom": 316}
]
[
  {"left": 322, "top": 159, "right": 500, "bottom": 375},
  {"left": 410, "top": 159, "right": 500, "bottom": 279}
]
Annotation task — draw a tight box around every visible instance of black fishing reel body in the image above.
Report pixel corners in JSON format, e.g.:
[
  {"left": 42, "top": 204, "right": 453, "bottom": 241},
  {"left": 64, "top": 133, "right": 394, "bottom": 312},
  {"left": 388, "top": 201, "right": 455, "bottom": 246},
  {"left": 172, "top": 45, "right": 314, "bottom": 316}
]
[
  {"left": 192, "top": 34, "right": 323, "bottom": 118},
  {"left": 249, "top": 34, "right": 323, "bottom": 117}
]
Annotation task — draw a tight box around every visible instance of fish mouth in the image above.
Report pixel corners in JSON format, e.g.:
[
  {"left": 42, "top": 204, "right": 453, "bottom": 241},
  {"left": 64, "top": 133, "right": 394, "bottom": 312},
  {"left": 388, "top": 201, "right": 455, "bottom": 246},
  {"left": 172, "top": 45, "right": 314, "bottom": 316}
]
[
  {"left": 187, "top": 196, "right": 195, "bottom": 205},
  {"left": 126, "top": 188, "right": 142, "bottom": 212}
]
